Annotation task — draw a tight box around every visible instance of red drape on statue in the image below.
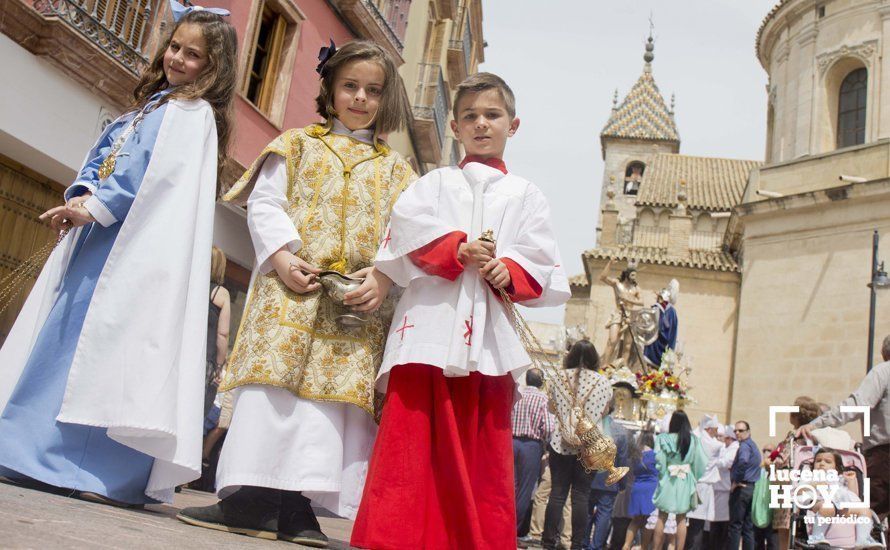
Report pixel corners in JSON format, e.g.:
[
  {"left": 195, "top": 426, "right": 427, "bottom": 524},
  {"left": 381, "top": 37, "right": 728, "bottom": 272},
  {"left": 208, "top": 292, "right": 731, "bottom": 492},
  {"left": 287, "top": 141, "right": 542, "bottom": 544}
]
[{"left": 350, "top": 364, "right": 517, "bottom": 550}]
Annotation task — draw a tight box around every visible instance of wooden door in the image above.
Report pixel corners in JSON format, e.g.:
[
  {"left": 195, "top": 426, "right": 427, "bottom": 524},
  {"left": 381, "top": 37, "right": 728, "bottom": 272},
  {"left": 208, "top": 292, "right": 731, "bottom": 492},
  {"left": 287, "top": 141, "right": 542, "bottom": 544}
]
[{"left": 0, "top": 155, "right": 64, "bottom": 345}]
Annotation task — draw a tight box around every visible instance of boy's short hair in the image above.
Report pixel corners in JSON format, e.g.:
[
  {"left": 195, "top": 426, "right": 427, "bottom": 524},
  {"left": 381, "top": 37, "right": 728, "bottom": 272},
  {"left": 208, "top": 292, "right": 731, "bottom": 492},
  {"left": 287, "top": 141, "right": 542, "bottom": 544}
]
[{"left": 452, "top": 72, "right": 516, "bottom": 120}]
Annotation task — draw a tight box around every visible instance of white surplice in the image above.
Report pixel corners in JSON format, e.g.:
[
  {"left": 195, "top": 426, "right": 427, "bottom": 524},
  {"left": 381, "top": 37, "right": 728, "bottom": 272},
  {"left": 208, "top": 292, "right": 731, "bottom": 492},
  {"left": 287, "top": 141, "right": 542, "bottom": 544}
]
[
  {"left": 713, "top": 441, "right": 739, "bottom": 522},
  {"left": 374, "top": 162, "right": 570, "bottom": 389},
  {"left": 0, "top": 99, "right": 217, "bottom": 503},
  {"left": 687, "top": 430, "right": 726, "bottom": 521},
  {"left": 215, "top": 146, "right": 376, "bottom": 520}
]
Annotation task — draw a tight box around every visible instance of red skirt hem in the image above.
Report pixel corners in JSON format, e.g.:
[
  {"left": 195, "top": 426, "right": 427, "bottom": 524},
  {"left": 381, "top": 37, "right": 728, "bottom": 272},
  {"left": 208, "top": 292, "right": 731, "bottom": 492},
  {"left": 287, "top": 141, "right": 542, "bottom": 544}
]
[{"left": 351, "top": 364, "right": 517, "bottom": 550}]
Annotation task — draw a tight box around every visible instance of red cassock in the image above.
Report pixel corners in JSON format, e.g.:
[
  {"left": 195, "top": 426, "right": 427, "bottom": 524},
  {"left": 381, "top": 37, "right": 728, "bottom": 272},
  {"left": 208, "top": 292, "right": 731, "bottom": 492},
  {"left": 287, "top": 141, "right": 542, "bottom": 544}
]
[{"left": 351, "top": 160, "right": 543, "bottom": 550}]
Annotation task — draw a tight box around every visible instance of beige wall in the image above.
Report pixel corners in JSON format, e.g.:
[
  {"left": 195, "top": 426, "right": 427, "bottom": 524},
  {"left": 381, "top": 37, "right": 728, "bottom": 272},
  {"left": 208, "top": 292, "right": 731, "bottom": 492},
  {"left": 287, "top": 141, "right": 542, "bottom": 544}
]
[
  {"left": 758, "top": 0, "right": 890, "bottom": 163},
  {"left": 596, "top": 138, "right": 678, "bottom": 244},
  {"left": 565, "top": 285, "right": 591, "bottom": 333},
  {"left": 582, "top": 259, "right": 740, "bottom": 423},
  {"left": 748, "top": 139, "right": 890, "bottom": 202},
  {"left": 732, "top": 181, "right": 890, "bottom": 444}
]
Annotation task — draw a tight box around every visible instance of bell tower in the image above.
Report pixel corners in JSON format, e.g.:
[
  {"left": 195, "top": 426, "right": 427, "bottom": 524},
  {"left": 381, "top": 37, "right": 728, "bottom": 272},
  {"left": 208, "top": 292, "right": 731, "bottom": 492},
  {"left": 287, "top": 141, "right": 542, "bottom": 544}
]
[{"left": 596, "top": 35, "right": 680, "bottom": 245}]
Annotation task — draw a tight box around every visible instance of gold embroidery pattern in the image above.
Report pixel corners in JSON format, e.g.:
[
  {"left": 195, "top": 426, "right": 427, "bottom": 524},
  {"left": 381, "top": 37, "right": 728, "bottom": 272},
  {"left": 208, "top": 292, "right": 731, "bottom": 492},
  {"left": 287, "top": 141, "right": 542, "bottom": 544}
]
[{"left": 221, "top": 126, "right": 416, "bottom": 416}]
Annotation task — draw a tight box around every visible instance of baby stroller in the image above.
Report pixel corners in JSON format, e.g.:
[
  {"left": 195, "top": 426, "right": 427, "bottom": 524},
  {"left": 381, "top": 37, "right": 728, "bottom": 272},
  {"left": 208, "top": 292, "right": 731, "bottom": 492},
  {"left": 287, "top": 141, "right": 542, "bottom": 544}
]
[{"left": 788, "top": 443, "right": 886, "bottom": 549}]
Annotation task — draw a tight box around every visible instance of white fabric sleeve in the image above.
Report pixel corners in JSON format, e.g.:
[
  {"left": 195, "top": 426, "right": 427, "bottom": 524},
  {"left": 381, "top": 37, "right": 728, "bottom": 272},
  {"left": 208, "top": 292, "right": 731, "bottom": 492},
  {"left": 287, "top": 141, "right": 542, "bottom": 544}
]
[
  {"left": 500, "top": 185, "right": 570, "bottom": 308},
  {"left": 374, "top": 170, "right": 461, "bottom": 288},
  {"left": 246, "top": 155, "right": 301, "bottom": 275}
]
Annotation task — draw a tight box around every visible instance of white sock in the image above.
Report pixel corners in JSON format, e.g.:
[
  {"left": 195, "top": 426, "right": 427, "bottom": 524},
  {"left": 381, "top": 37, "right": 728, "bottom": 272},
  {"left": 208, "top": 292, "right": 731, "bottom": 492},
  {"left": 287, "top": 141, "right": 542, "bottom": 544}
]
[
  {"left": 855, "top": 516, "right": 875, "bottom": 542},
  {"left": 809, "top": 518, "right": 829, "bottom": 542}
]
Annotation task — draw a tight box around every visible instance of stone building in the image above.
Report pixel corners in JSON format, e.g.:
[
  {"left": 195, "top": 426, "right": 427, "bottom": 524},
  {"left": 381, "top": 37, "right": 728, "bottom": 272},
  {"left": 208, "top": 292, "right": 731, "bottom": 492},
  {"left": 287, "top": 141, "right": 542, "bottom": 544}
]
[
  {"left": 389, "top": 0, "right": 485, "bottom": 173},
  {"left": 577, "top": 38, "right": 759, "bottom": 421},
  {"left": 728, "top": 0, "right": 890, "bottom": 438},
  {"left": 577, "top": 0, "right": 890, "bottom": 440}
]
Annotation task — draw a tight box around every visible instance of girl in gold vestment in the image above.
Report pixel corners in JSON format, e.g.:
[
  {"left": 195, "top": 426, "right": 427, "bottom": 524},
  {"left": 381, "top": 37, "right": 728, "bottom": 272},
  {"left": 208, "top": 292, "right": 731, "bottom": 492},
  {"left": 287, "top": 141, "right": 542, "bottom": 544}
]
[{"left": 177, "top": 41, "right": 414, "bottom": 546}]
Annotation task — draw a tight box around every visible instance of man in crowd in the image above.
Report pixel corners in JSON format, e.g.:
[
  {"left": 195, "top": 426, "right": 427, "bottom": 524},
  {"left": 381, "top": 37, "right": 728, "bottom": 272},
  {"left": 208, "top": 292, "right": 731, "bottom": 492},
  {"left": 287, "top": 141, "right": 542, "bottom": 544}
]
[
  {"left": 726, "top": 420, "right": 761, "bottom": 550},
  {"left": 512, "top": 368, "right": 555, "bottom": 546},
  {"left": 798, "top": 334, "right": 890, "bottom": 528}
]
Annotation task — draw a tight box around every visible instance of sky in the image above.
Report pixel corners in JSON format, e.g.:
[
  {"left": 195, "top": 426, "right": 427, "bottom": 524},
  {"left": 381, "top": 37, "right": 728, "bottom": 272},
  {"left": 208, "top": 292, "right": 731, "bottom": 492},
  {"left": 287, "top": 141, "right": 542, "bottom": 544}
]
[{"left": 478, "top": 0, "right": 777, "bottom": 324}]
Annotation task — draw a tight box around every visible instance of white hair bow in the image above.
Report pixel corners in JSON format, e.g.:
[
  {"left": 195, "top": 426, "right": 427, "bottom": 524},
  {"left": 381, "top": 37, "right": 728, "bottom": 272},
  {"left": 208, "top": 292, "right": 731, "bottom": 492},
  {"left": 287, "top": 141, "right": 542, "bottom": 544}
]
[{"left": 169, "top": 0, "right": 230, "bottom": 21}]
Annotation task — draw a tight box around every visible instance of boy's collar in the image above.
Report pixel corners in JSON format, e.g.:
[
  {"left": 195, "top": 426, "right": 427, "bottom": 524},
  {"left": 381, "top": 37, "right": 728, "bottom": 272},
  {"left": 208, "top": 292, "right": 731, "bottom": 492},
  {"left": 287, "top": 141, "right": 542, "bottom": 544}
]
[{"left": 459, "top": 155, "right": 508, "bottom": 175}]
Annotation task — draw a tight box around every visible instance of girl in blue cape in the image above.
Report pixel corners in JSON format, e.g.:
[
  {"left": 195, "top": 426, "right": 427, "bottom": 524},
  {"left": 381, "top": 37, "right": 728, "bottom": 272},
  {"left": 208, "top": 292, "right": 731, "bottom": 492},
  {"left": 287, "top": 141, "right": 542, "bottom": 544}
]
[{"left": 0, "top": 3, "right": 237, "bottom": 507}]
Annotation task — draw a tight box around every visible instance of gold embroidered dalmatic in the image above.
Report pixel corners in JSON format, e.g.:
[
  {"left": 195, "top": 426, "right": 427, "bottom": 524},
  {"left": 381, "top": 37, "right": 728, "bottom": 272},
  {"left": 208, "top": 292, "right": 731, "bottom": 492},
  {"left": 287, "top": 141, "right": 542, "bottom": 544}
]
[{"left": 220, "top": 125, "right": 415, "bottom": 416}]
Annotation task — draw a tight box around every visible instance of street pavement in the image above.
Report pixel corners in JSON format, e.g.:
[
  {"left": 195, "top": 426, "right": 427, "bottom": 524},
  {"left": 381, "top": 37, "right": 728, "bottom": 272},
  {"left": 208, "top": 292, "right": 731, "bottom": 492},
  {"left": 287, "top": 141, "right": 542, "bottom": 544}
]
[{"left": 0, "top": 483, "right": 354, "bottom": 549}]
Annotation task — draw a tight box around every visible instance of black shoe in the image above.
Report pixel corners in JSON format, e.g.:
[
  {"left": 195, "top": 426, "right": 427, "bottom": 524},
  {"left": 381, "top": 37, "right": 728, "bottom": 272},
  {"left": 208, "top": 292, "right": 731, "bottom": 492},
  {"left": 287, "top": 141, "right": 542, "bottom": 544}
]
[
  {"left": 278, "top": 491, "right": 328, "bottom": 547},
  {"left": 76, "top": 491, "right": 144, "bottom": 509},
  {"left": 177, "top": 486, "right": 280, "bottom": 540},
  {"left": 0, "top": 474, "right": 74, "bottom": 497}
]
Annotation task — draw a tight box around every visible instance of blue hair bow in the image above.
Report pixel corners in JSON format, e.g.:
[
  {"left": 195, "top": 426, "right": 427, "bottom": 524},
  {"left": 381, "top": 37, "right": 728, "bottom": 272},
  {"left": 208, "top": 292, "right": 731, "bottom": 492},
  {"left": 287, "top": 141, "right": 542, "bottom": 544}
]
[
  {"left": 169, "top": 0, "right": 230, "bottom": 22},
  {"left": 316, "top": 39, "right": 337, "bottom": 75}
]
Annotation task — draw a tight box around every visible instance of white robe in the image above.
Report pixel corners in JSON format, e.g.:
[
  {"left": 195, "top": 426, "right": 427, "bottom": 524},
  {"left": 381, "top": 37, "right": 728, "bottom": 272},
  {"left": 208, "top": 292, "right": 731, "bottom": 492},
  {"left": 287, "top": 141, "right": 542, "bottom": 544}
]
[
  {"left": 687, "top": 431, "right": 726, "bottom": 521},
  {"left": 214, "top": 154, "right": 376, "bottom": 520},
  {"left": 713, "top": 441, "right": 739, "bottom": 522},
  {"left": 0, "top": 98, "right": 217, "bottom": 503},
  {"left": 374, "top": 162, "right": 570, "bottom": 388}
]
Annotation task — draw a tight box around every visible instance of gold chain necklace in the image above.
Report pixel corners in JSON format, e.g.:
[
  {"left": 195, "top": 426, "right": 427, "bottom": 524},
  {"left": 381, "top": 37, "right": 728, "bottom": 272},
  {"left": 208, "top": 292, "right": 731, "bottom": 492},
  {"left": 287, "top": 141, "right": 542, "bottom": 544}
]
[{"left": 98, "top": 106, "right": 149, "bottom": 180}]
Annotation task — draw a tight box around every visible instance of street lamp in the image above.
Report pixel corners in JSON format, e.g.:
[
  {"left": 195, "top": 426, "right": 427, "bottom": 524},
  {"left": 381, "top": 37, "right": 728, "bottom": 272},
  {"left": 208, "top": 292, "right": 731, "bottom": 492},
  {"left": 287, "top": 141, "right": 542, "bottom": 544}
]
[{"left": 867, "top": 230, "right": 890, "bottom": 371}]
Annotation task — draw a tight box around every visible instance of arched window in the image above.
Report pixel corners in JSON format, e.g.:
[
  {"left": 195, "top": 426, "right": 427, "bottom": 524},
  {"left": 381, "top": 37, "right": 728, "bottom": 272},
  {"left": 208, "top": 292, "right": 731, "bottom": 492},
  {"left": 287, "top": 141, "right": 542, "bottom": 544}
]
[
  {"left": 623, "top": 161, "right": 645, "bottom": 195},
  {"left": 837, "top": 68, "right": 867, "bottom": 148}
]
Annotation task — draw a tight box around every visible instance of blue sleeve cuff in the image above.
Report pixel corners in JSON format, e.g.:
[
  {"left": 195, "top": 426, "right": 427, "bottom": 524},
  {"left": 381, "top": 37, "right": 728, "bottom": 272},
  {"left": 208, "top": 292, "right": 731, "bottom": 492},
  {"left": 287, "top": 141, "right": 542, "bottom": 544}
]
[
  {"left": 65, "top": 181, "right": 98, "bottom": 202},
  {"left": 83, "top": 195, "right": 118, "bottom": 227}
]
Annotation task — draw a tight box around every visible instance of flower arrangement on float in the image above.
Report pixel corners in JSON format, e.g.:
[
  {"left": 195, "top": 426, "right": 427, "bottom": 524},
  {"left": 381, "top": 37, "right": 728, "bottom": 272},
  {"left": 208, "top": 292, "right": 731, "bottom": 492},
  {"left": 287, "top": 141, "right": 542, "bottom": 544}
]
[{"left": 634, "top": 349, "right": 695, "bottom": 421}]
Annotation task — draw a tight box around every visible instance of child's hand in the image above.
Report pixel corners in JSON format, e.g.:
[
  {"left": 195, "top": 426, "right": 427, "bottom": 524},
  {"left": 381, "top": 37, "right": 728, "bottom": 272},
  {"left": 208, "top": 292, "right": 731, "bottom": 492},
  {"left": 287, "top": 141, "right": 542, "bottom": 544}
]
[
  {"left": 40, "top": 199, "right": 96, "bottom": 231},
  {"left": 347, "top": 267, "right": 373, "bottom": 279},
  {"left": 458, "top": 239, "right": 495, "bottom": 268},
  {"left": 480, "top": 258, "right": 511, "bottom": 289},
  {"left": 271, "top": 250, "right": 321, "bottom": 294},
  {"left": 842, "top": 470, "right": 858, "bottom": 489},
  {"left": 66, "top": 191, "right": 92, "bottom": 207},
  {"left": 343, "top": 268, "right": 392, "bottom": 313}
]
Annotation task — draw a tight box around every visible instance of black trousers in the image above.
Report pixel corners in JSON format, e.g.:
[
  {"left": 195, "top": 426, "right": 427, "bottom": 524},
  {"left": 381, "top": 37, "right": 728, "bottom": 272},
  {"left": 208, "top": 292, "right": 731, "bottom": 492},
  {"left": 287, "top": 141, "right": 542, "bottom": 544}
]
[
  {"left": 542, "top": 448, "right": 594, "bottom": 550},
  {"left": 726, "top": 485, "right": 755, "bottom": 550},
  {"left": 685, "top": 518, "right": 706, "bottom": 549},
  {"left": 608, "top": 516, "right": 632, "bottom": 550}
]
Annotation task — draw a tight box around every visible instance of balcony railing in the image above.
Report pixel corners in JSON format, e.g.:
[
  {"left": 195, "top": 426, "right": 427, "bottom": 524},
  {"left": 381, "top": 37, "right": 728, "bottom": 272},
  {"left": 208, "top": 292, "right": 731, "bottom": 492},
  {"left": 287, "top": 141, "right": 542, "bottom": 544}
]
[
  {"left": 362, "top": 0, "right": 403, "bottom": 50},
  {"left": 329, "top": 0, "right": 404, "bottom": 61},
  {"left": 449, "top": 8, "right": 471, "bottom": 71},
  {"left": 412, "top": 63, "right": 449, "bottom": 164},
  {"left": 414, "top": 63, "right": 448, "bottom": 149},
  {"left": 34, "top": 0, "right": 158, "bottom": 75}
]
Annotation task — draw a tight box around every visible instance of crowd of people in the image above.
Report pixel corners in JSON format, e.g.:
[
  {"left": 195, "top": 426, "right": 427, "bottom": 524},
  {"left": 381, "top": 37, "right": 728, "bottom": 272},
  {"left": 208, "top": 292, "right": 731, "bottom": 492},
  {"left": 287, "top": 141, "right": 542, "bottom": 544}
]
[{"left": 513, "top": 339, "right": 890, "bottom": 550}]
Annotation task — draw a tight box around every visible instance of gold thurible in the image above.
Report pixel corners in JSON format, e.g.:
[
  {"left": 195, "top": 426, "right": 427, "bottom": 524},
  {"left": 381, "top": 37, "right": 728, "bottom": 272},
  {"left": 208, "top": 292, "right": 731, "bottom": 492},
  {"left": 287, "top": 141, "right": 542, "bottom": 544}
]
[{"left": 480, "top": 229, "right": 627, "bottom": 485}]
